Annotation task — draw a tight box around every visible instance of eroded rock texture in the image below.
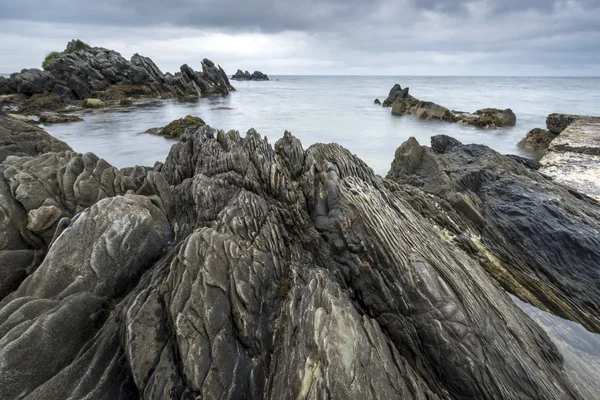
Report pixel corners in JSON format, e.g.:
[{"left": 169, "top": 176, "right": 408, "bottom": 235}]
[
  {"left": 386, "top": 135, "right": 600, "bottom": 335},
  {"left": 0, "top": 120, "right": 591, "bottom": 399}
]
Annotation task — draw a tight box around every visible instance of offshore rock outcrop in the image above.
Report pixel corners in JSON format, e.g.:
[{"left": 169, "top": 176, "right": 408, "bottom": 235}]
[
  {"left": 143, "top": 115, "right": 206, "bottom": 138},
  {"left": 0, "top": 116, "right": 591, "bottom": 399},
  {"left": 386, "top": 135, "right": 600, "bottom": 334},
  {"left": 1, "top": 40, "right": 235, "bottom": 115},
  {"left": 381, "top": 84, "right": 516, "bottom": 129},
  {"left": 231, "top": 69, "right": 269, "bottom": 81}
]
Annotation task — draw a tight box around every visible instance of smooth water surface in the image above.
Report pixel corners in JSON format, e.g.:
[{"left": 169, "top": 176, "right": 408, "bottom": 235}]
[{"left": 41, "top": 76, "right": 600, "bottom": 174}]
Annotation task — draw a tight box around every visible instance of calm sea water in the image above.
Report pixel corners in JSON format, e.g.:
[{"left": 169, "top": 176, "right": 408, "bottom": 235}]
[{"left": 39, "top": 76, "right": 600, "bottom": 174}]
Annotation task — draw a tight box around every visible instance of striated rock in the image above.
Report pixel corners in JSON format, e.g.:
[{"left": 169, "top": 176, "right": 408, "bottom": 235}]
[
  {"left": 382, "top": 83, "right": 411, "bottom": 107},
  {"left": 0, "top": 117, "right": 594, "bottom": 398},
  {"left": 38, "top": 113, "right": 83, "bottom": 124},
  {"left": 143, "top": 115, "right": 205, "bottom": 138},
  {"left": 386, "top": 135, "right": 600, "bottom": 334},
  {"left": 0, "top": 111, "right": 71, "bottom": 161},
  {"left": 384, "top": 84, "right": 516, "bottom": 128},
  {"left": 2, "top": 40, "right": 235, "bottom": 113},
  {"left": 518, "top": 127, "right": 557, "bottom": 154},
  {"left": 231, "top": 69, "right": 269, "bottom": 81}
]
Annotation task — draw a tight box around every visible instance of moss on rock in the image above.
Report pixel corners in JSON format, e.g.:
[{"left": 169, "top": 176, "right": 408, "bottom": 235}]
[
  {"left": 82, "top": 98, "right": 106, "bottom": 108},
  {"left": 143, "top": 115, "right": 206, "bottom": 138}
]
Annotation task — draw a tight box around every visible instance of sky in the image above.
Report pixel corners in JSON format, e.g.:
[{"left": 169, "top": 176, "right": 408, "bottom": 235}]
[{"left": 0, "top": 0, "right": 599, "bottom": 76}]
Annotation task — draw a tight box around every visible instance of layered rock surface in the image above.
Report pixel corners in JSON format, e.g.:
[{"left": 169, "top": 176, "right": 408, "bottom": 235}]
[
  {"left": 381, "top": 84, "right": 516, "bottom": 129},
  {"left": 0, "top": 116, "right": 593, "bottom": 399},
  {"left": 1, "top": 40, "right": 235, "bottom": 114},
  {"left": 386, "top": 135, "right": 600, "bottom": 334},
  {"left": 231, "top": 69, "right": 269, "bottom": 81}
]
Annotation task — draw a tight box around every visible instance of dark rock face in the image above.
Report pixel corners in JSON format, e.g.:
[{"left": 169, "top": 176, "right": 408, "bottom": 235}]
[
  {"left": 38, "top": 114, "right": 84, "bottom": 124},
  {"left": 1, "top": 40, "right": 235, "bottom": 114},
  {"left": 382, "top": 83, "right": 411, "bottom": 107},
  {"left": 231, "top": 69, "right": 269, "bottom": 81},
  {"left": 143, "top": 115, "right": 205, "bottom": 138},
  {"left": 547, "top": 113, "right": 580, "bottom": 134},
  {"left": 386, "top": 135, "right": 600, "bottom": 334},
  {"left": 517, "top": 127, "right": 557, "bottom": 154},
  {"left": 384, "top": 84, "right": 516, "bottom": 128},
  {"left": 0, "top": 116, "right": 592, "bottom": 398},
  {"left": 373, "top": 98, "right": 381, "bottom": 105}
]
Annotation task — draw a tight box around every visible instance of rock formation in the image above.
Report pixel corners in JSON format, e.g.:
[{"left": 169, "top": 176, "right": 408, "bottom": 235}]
[
  {"left": 518, "top": 127, "right": 557, "bottom": 153},
  {"left": 231, "top": 69, "right": 269, "bottom": 81},
  {"left": 386, "top": 135, "right": 600, "bottom": 335},
  {"left": 0, "top": 113, "right": 595, "bottom": 398},
  {"left": 0, "top": 40, "right": 235, "bottom": 115},
  {"left": 381, "top": 84, "right": 517, "bottom": 129},
  {"left": 143, "top": 115, "right": 206, "bottom": 138},
  {"left": 538, "top": 114, "right": 600, "bottom": 200}
]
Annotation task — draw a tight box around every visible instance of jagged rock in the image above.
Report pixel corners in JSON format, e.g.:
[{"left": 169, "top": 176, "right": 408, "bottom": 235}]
[
  {"left": 38, "top": 114, "right": 83, "bottom": 124},
  {"left": 517, "top": 127, "right": 557, "bottom": 154},
  {"left": 143, "top": 115, "right": 205, "bottom": 138},
  {"left": 382, "top": 84, "right": 411, "bottom": 107},
  {"left": 231, "top": 69, "right": 269, "bottom": 81},
  {"left": 2, "top": 40, "right": 235, "bottom": 113},
  {"left": 0, "top": 118, "right": 593, "bottom": 398},
  {"left": 387, "top": 135, "right": 600, "bottom": 334},
  {"left": 384, "top": 84, "right": 516, "bottom": 128}
]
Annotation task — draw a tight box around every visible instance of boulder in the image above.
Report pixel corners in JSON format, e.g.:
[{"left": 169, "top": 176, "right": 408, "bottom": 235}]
[
  {"left": 546, "top": 113, "right": 580, "bottom": 134},
  {"left": 374, "top": 98, "right": 381, "bottom": 105},
  {"left": 82, "top": 98, "right": 105, "bottom": 108},
  {"left": 143, "top": 115, "right": 205, "bottom": 138},
  {"left": 391, "top": 98, "right": 457, "bottom": 122},
  {"left": 517, "top": 128, "right": 557, "bottom": 154}
]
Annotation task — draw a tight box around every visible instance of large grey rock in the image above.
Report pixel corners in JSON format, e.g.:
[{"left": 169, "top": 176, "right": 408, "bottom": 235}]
[
  {"left": 517, "top": 127, "right": 557, "bottom": 155},
  {"left": 231, "top": 69, "right": 269, "bottom": 81},
  {"left": 0, "top": 121, "right": 591, "bottom": 399},
  {"left": 387, "top": 135, "right": 600, "bottom": 334}
]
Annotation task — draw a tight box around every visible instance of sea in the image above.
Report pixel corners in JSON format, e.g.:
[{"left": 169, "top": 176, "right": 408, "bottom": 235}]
[
  {"left": 6, "top": 74, "right": 600, "bottom": 396},
  {"left": 29, "top": 75, "right": 600, "bottom": 175}
]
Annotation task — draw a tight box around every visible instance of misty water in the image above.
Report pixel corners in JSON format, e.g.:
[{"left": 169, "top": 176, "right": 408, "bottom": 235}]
[{"left": 41, "top": 75, "right": 600, "bottom": 175}]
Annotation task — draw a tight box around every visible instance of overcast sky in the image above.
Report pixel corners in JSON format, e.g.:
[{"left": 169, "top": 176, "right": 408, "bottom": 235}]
[{"left": 1, "top": 0, "right": 599, "bottom": 76}]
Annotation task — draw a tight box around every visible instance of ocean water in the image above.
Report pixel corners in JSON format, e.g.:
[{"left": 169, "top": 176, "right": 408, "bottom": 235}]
[{"left": 40, "top": 76, "right": 600, "bottom": 174}]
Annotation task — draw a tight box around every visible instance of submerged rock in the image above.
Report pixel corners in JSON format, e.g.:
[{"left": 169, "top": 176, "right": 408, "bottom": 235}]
[
  {"left": 143, "top": 115, "right": 205, "bottom": 138},
  {"left": 38, "top": 114, "right": 84, "bottom": 124},
  {"left": 0, "top": 117, "right": 593, "bottom": 398},
  {"left": 383, "top": 84, "right": 516, "bottom": 128},
  {"left": 231, "top": 69, "right": 269, "bottom": 81}
]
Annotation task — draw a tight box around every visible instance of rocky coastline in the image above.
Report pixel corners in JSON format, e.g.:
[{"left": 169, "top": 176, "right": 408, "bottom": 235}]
[
  {"left": 379, "top": 84, "right": 517, "bottom": 129},
  {"left": 231, "top": 69, "right": 269, "bottom": 81},
  {"left": 0, "top": 110, "right": 598, "bottom": 398},
  {"left": 0, "top": 39, "right": 235, "bottom": 118}
]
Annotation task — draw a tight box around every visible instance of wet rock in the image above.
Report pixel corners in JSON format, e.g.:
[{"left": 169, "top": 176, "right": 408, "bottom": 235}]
[
  {"left": 38, "top": 114, "right": 84, "bottom": 124},
  {"left": 374, "top": 98, "right": 381, "bottom": 105},
  {"left": 231, "top": 69, "right": 269, "bottom": 81},
  {"left": 547, "top": 113, "right": 580, "bottom": 134},
  {"left": 392, "top": 98, "right": 457, "bottom": 122},
  {"left": 387, "top": 135, "right": 600, "bottom": 334},
  {"left": 517, "top": 127, "right": 557, "bottom": 155},
  {"left": 455, "top": 107, "right": 517, "bottom": 128},
  {"left": 143, "top": 115, "right": 205, "bottom": 138}
]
